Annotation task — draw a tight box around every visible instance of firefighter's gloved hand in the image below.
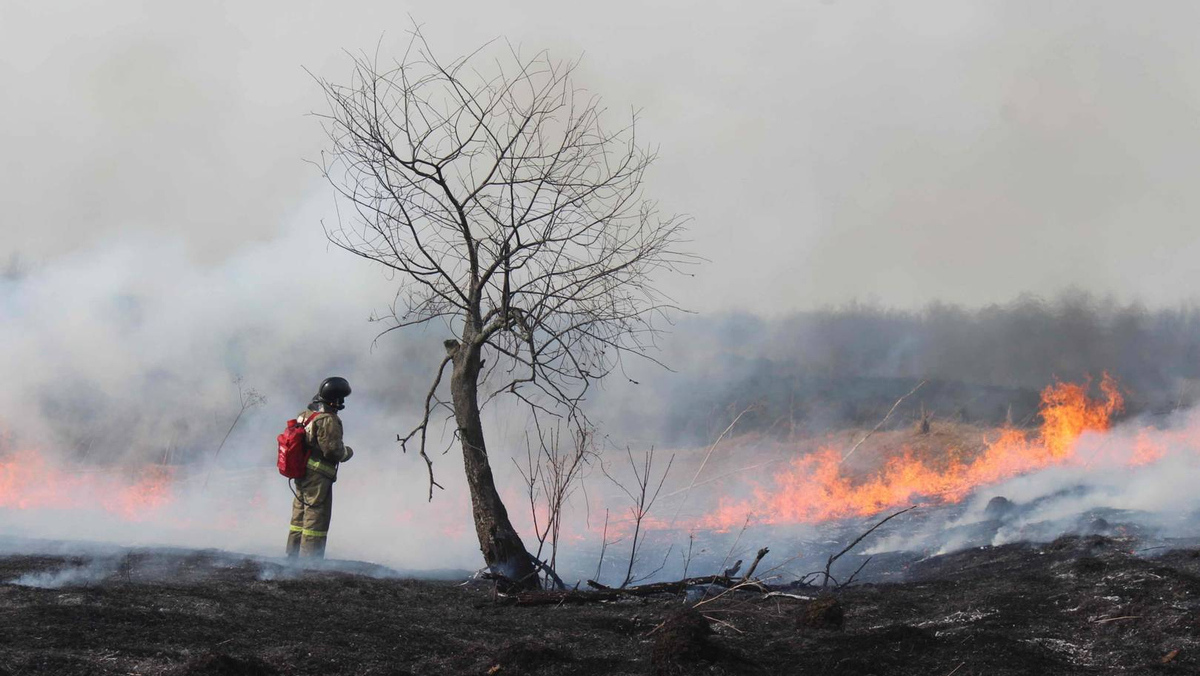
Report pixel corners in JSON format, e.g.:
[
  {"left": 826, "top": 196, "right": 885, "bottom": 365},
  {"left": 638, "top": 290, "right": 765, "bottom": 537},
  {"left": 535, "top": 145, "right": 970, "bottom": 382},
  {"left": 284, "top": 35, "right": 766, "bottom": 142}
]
[{"left": 342, "top": 446, "right": 354, "bottom": 462}]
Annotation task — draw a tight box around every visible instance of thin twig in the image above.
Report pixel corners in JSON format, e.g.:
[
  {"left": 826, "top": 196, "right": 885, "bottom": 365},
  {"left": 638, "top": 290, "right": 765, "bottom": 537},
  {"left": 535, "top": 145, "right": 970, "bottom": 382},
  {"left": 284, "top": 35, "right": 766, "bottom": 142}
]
[
  {"left": 669, "top": 405, "right": 753, "bottom": 526},
  {"left": 205, "top": 378, "right": 263, "bottom": 488},
  {"left": 764, "top": 592, "right": 814, "bottom": 601},
  {"left": 703, "top": 615, "right": 744, "bottom": 634},
  {"left": 841, "top": 380, "right": 927, "bottom": 463},
  {"left": 1093, "top": 615, "right": 1141, "bottom": 624},
  {"left": 839, "top": 556, "right": 873, "bottom": 589},
  {"left": 594, "top": 509, "right": 610, "bottom": 584}
]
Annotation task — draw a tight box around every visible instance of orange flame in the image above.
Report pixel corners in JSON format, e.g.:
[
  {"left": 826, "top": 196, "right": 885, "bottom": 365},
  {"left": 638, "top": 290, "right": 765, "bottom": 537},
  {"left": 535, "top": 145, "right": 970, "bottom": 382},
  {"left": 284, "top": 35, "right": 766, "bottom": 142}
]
[
  {"left": 699, "top": 374, "right": 1130, "bottom": 529},
  {"left": 0, "top": 451, "right": 176, "bottom": 520}
]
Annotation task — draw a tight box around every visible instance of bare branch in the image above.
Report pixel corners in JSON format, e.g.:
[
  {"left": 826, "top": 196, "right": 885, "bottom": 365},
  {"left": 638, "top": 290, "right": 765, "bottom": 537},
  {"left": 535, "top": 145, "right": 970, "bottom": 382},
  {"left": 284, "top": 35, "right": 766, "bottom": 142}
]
[
  {"left": 841, "top": 380, "right": 927, "bottom": 463},
  {"left": 313, "top": 32, "right": 694, "bottom": 425},
  {"left": 822, "top": 506, "right": 916, "bottom": 589},
  {"left": 398, "top": 354, "right": 454, "bottom": 501},
  {"left": 204, "top": 377, "right": 265, "bottom": 489},
  {"left": 602, "top": 446, "right": 675, "bottom": 588}
]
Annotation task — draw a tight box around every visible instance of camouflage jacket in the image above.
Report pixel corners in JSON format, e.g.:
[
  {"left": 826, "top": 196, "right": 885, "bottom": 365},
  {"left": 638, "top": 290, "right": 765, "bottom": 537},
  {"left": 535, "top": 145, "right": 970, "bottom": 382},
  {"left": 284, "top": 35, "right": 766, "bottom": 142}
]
[{"left": 298, "top": 409, "right": 354, "bottom": 481}]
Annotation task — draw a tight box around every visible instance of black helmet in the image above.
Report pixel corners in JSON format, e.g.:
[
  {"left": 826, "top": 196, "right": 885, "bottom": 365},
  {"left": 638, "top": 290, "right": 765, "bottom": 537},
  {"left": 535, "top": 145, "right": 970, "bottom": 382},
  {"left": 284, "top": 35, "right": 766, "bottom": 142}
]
[{"left": 317, "top": 376, "right": 352, "bottom": 409}]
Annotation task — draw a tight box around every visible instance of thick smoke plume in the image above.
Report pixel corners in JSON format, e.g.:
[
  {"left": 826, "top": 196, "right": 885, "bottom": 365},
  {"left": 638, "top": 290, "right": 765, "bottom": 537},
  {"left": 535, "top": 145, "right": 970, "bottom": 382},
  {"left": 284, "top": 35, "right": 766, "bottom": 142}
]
[
  {"left": 6, "top": 219, "right": 1200, "bottom": 582},
  {"left": 0, "top": 216, "right": 496, "bottom": 571},
  {"left": 7, "top": 1, "right": 1200, "bottom": 587}
]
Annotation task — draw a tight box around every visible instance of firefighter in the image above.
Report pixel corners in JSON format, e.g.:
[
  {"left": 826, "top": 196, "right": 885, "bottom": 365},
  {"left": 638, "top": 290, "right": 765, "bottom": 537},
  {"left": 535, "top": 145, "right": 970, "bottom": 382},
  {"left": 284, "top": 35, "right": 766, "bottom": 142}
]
[{"left": 286, "top": 376, "right": 354, "bottom": 559}]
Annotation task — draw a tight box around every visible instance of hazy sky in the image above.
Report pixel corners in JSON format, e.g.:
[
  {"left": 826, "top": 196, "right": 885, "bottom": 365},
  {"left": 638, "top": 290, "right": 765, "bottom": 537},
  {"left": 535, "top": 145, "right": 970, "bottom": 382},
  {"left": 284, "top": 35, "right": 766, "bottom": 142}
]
[{"left": 4, "top": 0, "right": 1200, "bottom": 313}]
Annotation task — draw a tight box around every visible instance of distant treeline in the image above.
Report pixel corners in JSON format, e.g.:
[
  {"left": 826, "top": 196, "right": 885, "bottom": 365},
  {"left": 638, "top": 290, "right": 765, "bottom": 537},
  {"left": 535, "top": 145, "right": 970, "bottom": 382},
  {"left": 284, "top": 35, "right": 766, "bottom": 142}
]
[{"left": 633, "top": 292, "right": 1200, "bottom": 444}]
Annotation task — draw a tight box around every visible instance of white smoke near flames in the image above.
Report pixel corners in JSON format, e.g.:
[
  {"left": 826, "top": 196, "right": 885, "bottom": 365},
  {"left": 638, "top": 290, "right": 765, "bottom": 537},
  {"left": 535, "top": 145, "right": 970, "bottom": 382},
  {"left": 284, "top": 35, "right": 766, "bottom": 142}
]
[
  {"left": 9, "top": 222, "right": 1200, "bottom": 585},
  {"left": 9, "top": 1, "right": 1200, "bottom": 589},
  {"left": 8, "top": 219, "right": 1200, "bottom": 585},
  {"left": 864, "top": 408, "right": 1200, "bottom": 559},
  {"left": 0, "top": 204, "right": 505, "bottom": 573}
]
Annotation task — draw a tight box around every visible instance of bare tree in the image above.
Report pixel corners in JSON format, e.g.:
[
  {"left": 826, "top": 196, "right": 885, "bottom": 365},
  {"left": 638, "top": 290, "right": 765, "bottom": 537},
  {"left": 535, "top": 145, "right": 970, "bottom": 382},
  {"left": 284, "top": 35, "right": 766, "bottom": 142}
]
[
  {"left": 314, "top": 29, "right": 689, "bottom": 586},
  {"left": 603, "top": 446, "right": 675, "bottom": 588},
  {"left": 514, "top": 420, "right": 594, "bottom": 586}
]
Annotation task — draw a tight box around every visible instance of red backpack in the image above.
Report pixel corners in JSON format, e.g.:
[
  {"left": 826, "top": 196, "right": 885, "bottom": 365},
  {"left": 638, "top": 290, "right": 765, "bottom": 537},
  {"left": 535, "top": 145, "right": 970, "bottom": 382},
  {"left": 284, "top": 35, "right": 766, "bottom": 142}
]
[{"left": 277, "top": 412, "right": 325, "bottom": 479}]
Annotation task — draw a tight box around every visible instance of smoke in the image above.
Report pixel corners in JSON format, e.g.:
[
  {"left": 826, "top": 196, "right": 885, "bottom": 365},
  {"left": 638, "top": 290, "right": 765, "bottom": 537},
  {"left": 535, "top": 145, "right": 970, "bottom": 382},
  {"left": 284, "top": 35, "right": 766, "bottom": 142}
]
[
  {"left": 2, "top": 541, "right": 465, "bottom": 588},
  {"left": 0, "top": 204, "right": 507, "bottom": 572},
  {"left": 9, "top": 219, "right": 1200, "bottom": 581},
  {"left": 8, "top": 2, "right": 1200, "bottom": 313},
  {"left": 860, "top": 407, "right": 1200, "bottom": 559},
  {"left": 9, "top": 213, "right": 1200, "bottom": 583},
  {"left": 8, "top": 1, "right": 1200, "bottom": 582},
  {"left": 597, "top": 294, "right": 1200, "bottom": 446},
  {"left": 10, "top": 558, "right": 124, "bottom": 589}
]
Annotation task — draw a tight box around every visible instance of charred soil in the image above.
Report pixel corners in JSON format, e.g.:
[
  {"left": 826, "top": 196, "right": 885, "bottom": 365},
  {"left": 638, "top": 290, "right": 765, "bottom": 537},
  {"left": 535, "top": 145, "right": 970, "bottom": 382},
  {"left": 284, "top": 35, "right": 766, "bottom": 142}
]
[{"left": 2, "top": 535, "right": 1199, "bottom": 675}]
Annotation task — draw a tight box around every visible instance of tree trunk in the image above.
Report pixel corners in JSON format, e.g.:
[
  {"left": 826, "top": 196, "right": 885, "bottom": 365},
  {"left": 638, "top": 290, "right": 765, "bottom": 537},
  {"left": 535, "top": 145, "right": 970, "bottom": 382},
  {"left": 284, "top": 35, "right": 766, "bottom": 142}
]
[{"left": 447, "top": 339, "right": 538, "bottom": 588}]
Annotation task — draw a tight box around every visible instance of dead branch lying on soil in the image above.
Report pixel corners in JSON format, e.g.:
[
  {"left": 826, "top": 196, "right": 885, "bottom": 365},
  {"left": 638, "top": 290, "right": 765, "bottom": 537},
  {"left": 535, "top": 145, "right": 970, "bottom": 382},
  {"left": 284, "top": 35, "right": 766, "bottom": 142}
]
[
  {"left": 528, "top": 554, "right": 567, "bottom": 591},
  {"left": 512, "top": 507, "right": 916, "bottom": 605},
  {"left": 586, "top": 574, "right": 769, "bottom": 596},
  {"left": 764, "top": 591, "right": 815, "bottom": 601},
  {"left": 499, "top": 548, "right": 775, "bottom": 606},
  {"left": 1092, "top": 615, "right": 1142, "bottom": 624},
  {"left": 505, "top": 576, "right": 773, "bottom": 607}
]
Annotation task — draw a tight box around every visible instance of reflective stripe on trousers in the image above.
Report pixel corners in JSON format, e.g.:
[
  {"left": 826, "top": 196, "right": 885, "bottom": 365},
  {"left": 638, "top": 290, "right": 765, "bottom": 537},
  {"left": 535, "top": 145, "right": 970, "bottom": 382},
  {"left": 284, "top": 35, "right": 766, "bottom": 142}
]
[
  {"left": 286, "top": 472, "right": 334, "bottom": 558},
  {"left": 288, "top": 524, "right": 328, "bottom": 538}
]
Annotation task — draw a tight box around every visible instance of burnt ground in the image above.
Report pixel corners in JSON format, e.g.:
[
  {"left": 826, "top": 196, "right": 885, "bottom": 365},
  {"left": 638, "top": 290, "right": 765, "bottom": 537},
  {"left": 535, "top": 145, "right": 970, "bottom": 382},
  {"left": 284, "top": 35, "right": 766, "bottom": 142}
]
[{"left": 2, "top": 535, "right": 1200, "bottom": 675}]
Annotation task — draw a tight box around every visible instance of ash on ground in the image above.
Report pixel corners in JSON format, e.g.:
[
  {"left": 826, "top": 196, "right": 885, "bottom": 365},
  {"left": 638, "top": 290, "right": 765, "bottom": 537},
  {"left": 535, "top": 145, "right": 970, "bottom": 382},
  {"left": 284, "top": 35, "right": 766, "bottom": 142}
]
[{"left": 2, "top": 527, "right": 1199, "bottom": 675}]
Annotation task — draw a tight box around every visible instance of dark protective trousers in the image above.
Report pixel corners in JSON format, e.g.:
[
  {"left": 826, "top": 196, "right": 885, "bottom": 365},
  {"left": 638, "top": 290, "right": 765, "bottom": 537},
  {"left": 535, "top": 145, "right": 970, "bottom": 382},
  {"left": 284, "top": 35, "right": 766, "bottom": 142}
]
[{"left": 286, "top": 471, "right": 334, "bottom": 559}]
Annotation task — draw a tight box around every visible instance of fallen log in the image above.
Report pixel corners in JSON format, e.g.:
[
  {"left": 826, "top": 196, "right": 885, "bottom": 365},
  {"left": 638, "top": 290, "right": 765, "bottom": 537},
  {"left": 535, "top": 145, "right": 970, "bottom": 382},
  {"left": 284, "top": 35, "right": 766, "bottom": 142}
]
[
  {"left": 503, "top": 575, "right": 773, "bottom": 606},
  {"left": 504, "top": 575, "right": 771, "bottom": 606},
  {"left": 500, "top": 546, "right": 775, "bottom": 605}
]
